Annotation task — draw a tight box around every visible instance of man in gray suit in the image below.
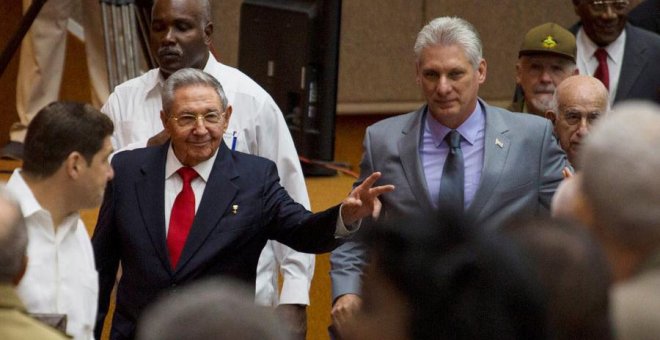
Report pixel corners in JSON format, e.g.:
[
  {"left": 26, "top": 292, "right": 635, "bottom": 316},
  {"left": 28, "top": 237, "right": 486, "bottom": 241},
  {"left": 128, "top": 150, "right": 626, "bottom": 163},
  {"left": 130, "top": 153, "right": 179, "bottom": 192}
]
[{"left": 330, "top": 16, "right": 567, "bottom": 335}]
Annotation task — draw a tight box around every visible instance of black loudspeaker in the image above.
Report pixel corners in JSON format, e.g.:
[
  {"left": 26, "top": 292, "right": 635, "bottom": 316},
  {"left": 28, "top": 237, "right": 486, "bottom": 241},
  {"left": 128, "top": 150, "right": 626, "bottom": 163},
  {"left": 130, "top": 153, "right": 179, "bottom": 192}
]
[{"left": 239, "top": 0, "right": 342, "bottom": 176}]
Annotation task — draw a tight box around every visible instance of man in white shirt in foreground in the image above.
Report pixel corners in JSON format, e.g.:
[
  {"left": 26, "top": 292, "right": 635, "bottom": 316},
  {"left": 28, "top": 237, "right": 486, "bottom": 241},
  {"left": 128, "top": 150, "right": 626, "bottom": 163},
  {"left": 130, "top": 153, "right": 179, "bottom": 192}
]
[{"left": 6, "top": 101, "right": 115, "bottom": 340}]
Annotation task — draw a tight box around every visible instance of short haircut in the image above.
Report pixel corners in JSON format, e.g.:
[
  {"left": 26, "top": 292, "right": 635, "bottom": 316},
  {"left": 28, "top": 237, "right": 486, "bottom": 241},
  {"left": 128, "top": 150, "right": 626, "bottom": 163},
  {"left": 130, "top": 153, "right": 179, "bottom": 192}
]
[
  {"left": 503, "top": 218, "right": 612, "bottom": 340},
  {"left": 136, "top": 278, "right": 288, "bottom": 340},
  {"left": 161, "top": 68, "right": 228, "bottom": 115},
  {"left": 152, "top": 0, "right": 212, "bottom": 23},
  {"left": 414, "top": 17, "right": 483, "bottom": 69},
  {"left": 580, "top": 101, "right": 660, "bottom": 250},
  {"left": 0, "top": 185, "right": 27, "bottom": 283},
  {"left": 362, "top": 213, "right": 548, "bottom": 339},
  {"left": 22, "top": 101, "right": 114, "bottom": 178}
]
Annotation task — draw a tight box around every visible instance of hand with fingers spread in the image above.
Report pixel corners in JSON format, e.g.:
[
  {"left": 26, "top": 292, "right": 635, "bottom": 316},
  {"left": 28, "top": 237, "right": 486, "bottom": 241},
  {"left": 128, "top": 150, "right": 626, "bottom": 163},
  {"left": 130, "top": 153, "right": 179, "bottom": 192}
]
[{"left": 340, "top": 172, "right": 395, "bottom": 226}]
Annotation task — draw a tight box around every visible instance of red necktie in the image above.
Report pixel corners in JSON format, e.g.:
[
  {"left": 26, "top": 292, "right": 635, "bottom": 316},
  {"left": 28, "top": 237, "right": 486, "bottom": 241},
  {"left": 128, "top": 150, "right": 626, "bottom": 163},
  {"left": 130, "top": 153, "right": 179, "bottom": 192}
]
[
  {"left": 593, "top": 48, "right": 609, "bottom": 90},
  {"left": 167, "top": 167, "right": 199, "bottom": 268}
]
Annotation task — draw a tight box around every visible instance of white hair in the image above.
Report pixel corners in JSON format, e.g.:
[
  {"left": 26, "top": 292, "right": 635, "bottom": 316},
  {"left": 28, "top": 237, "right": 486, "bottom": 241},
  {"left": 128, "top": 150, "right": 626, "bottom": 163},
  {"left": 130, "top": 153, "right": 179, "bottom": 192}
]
[{"left": 414, "top": 17, "right": 482, "bottom": 69}]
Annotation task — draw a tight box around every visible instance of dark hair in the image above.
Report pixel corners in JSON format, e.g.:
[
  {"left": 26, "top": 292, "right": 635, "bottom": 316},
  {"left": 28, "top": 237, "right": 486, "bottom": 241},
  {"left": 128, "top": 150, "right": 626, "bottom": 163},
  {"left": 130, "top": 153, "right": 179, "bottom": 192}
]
[
  {"left": 362, "top": 213, "right": 548, "bottom": 339},
  {"left": 502, "top": 217, "right": 612, "bottom": 340},
  {"left": 22, "top": 101, "right": 114, "bottom": 178}
]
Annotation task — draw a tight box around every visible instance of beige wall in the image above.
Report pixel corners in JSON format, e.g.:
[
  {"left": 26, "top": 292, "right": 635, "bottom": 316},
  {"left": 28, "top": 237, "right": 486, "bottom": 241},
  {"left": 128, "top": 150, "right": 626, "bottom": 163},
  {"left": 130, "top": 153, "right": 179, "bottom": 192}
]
[{"left": 209, "top": 1, "right": 603, "bottom": 113}]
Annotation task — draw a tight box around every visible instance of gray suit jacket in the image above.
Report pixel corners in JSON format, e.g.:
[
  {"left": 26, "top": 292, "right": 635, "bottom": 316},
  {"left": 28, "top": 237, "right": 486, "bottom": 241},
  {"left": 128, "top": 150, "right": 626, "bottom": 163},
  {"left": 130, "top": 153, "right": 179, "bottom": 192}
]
[{"left": 330, "top": 100, "right": 567, "bottom": 299}]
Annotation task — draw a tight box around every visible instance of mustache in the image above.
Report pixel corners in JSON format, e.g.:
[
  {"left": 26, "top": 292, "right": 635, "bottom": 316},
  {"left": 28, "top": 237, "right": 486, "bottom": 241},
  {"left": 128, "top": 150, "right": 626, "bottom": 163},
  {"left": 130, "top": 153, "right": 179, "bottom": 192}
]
[
  {"left": 532, "top": 84, "right": 555, "bottom": 94},
  {"left": 158, "top": 47, "right": 183, "bottom": 57}
]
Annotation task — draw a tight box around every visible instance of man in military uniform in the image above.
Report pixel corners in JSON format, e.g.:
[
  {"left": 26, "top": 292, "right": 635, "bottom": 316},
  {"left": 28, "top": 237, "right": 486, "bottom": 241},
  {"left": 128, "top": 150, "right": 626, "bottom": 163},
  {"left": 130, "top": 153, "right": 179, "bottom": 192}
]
[{"left": 509, "top": 23, "right": 578, "bottom": 117}]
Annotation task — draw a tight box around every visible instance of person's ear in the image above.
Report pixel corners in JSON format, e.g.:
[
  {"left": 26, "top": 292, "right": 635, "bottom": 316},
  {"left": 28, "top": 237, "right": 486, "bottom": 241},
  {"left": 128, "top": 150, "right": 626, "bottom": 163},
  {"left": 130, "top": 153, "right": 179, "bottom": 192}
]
[
  {"left": 13, "top": 255, "right": 28, "bottom": 285},
  {"left": 545, "top": 110, "right": 557, "bottom": 124},
  {"left": 222, "top": 105, "right": 233, "bottom": 132},
  {"left": 161, "top": 110, "right": 169, "bottom": 130},
  {"left": 65, "top": 152, "right": 85, "bottom": 178},
  {"left": 204, "top": 21, "right": 214, "bottom": 45},
  {"left": 477, "top": 58, "right": 487, "bottom": 84}
]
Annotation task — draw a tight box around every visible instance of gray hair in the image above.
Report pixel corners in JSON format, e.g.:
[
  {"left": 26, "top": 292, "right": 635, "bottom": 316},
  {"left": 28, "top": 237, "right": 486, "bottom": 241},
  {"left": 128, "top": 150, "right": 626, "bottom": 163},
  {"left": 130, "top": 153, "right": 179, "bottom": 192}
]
[
  {"left": 161, "top": 68, "right": 228, "bottom": 115},
  {"left": 414, "top": 17, "right": 483, "bottom": 69},
  {"left": 0, "top": 185, "right": 27, "bottom": 283},
  {"left": 137, "top": 278, "right": 289, "bottom": 340},
  {"left": 580, "top": 101, "right": 660, "bottom": 249}
]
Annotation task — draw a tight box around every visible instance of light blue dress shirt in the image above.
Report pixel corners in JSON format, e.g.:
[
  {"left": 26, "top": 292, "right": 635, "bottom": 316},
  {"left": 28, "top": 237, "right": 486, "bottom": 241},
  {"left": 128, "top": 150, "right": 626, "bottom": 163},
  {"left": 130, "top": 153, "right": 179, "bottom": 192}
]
[{"left": 420, "top": 102, "right": 485, "bottom": 210}]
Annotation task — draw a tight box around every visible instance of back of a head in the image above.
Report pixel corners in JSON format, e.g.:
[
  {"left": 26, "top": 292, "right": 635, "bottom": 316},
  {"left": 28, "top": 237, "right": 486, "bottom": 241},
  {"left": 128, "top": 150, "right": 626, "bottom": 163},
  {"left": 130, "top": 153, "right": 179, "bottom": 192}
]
[
  {"left": 414, "top": 16, "right": 482, "bottom": 69},
  {"left": 136, "top": 278, "right": 288, "bottom": 340},
  {"left": 580, "top": 101, "right": 660, "bottom": 250},
  {"left": 22, "top": 101, "right": 114, "bottom": 178},
  {"left": 362, "top": 214, "right": 548, "bottom": 340},
  {"left": 0, "top": 186, "right": 27, "bottom": 284},
  {"left": 503, "top": 218, "right": 612, "bottom": 340}
]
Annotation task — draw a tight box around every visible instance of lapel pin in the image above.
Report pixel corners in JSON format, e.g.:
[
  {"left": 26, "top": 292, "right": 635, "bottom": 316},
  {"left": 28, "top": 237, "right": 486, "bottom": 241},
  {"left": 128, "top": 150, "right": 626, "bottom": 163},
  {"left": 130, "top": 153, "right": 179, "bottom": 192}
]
[
  {"left": 495, "top": 138, "right": 504, "bottom": 148},
  {"left": 232, "top": 204, "right": 238, "bottom": 214}
]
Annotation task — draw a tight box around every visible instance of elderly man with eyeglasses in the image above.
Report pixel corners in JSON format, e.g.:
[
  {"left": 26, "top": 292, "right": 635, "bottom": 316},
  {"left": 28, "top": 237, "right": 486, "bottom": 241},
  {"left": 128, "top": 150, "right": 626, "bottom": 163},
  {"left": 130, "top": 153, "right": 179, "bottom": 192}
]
[
  {"left": 92, "top": 67, "right": 394, "bottom": 340},
  {"left": 545, "top": 75, "right": 609, "bottom": 169},
  {"left": 572, "top": 0, "right": 660, "bottom": 104}
]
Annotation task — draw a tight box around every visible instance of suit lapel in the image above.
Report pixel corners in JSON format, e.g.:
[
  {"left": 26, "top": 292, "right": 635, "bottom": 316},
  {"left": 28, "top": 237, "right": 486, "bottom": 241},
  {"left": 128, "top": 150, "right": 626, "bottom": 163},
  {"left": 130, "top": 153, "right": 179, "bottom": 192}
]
[
  {"left": 175, "top": 143, "right": 239, "bottom": 273},
  {"left": 466, "top": 103, "right": 511, "bottom": 220},
  {"left": 398, "top": 106, "right": 434, "bottom": 212},
  {"left": 136, "top": 144, "right": 172, "bottom": 275},
  {"left": 616, "top": 25, "right": 647, "bottom": 102}
]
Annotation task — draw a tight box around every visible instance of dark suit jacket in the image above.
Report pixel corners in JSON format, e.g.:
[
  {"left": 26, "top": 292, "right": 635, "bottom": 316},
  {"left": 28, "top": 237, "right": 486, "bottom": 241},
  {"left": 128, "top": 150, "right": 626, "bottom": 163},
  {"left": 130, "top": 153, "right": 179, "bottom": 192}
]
[
  {"left": 330, "top": 100, "right": 567, "bottom": 299},
  {"left": 93, "top": 142, "right": 342, "bottom": 339},
  {"left": 572, "top": 23, "right": 660, "bottom": 104}
]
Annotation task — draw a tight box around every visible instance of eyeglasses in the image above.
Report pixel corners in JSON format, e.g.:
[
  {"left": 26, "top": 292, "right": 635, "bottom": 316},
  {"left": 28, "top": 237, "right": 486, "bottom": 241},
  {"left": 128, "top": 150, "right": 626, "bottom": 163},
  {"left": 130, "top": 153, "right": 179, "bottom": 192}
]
[
  {"left": 587, "top": 0, "right": 629, "bottom": 13},
  {"left": 171, "top": 111, "right": 224, "bottom": 127},
  {"left": 562, "top": 111, "right": 602, "bottom": 125}
]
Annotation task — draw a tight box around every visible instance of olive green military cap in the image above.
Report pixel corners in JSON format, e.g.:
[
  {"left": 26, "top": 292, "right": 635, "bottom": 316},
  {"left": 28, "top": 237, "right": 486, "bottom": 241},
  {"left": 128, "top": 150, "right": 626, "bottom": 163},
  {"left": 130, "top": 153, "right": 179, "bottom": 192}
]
[{"left": 519, "top": 22, "right": 576, "bottom": 61}]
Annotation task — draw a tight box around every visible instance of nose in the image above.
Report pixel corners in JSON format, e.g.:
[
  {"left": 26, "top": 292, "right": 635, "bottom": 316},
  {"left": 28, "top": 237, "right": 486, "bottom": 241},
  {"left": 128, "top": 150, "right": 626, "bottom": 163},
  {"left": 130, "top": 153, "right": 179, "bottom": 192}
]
[
  {"left": 435, "top": 76, "right": 452, "bottom": 96},
  {"left": 161, "top": 27, "right": 175, "bottom": 45},
  {"left": 576, "top": 118, "right": 590, "bottom": 137},
  {"left": 192, "top": 117, "right": 209, "bottom": 134},
  {"left": 601, "top": 4, "right": 617, "bottom": 19},
  {"left": 539, "top": 68, "right": 553, "bottom": 83}
]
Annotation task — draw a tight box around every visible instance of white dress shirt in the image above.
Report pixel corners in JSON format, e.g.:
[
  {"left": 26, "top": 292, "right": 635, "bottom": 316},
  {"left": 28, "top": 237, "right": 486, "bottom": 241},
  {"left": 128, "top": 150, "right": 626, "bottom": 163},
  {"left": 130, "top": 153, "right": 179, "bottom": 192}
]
[
  {"left": 7, "top": 170, "right": 98, "bottom": 340},
  {"left": 102, "top": 53, "right": 314, "bottom": 306},
  {"left": 576, "top": 27, "right": 626, "bottom": 107}
]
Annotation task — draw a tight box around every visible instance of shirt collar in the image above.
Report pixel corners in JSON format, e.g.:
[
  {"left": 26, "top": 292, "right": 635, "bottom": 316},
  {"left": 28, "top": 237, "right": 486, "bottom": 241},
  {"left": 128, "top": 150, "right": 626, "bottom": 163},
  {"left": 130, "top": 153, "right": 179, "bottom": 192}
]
[
  {"left": 10, "top": 170, "right": 42, "bottom": 218},
  {"left": 165, "top": 142, "right": 218, "bottom": 183},
  {"left": 9, "top": 170, "right": 80, "bottom": 231},
  {"left": 147, "top": 52, "right": 217, "bottom": 100},
  {"left": 577, "top": 26, "right": 626, "bottom": 66},
  {"left": 425, "top": 100, "right": 485, "bottom": 148}
]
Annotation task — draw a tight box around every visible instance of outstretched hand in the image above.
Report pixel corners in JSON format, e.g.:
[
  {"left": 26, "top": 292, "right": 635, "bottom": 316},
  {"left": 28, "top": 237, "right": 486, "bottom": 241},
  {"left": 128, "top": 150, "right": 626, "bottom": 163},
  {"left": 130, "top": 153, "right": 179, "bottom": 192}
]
[{"left": 341, "top": 172, "right": 395, "bottom": 225}]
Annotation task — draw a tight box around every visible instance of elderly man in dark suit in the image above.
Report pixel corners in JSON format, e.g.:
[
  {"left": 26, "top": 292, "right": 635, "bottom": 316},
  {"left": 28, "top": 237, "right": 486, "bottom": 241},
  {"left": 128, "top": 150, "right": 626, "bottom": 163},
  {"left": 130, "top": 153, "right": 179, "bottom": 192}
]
[
  {"left": 329, "top": 16, "right": 568, "bottom": 336},
  {"left": 572, "top": 0, "right": 660, "bottom": 104},
  {"left": 92, "top": 68, "right": 393, "bottom": 340}
]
